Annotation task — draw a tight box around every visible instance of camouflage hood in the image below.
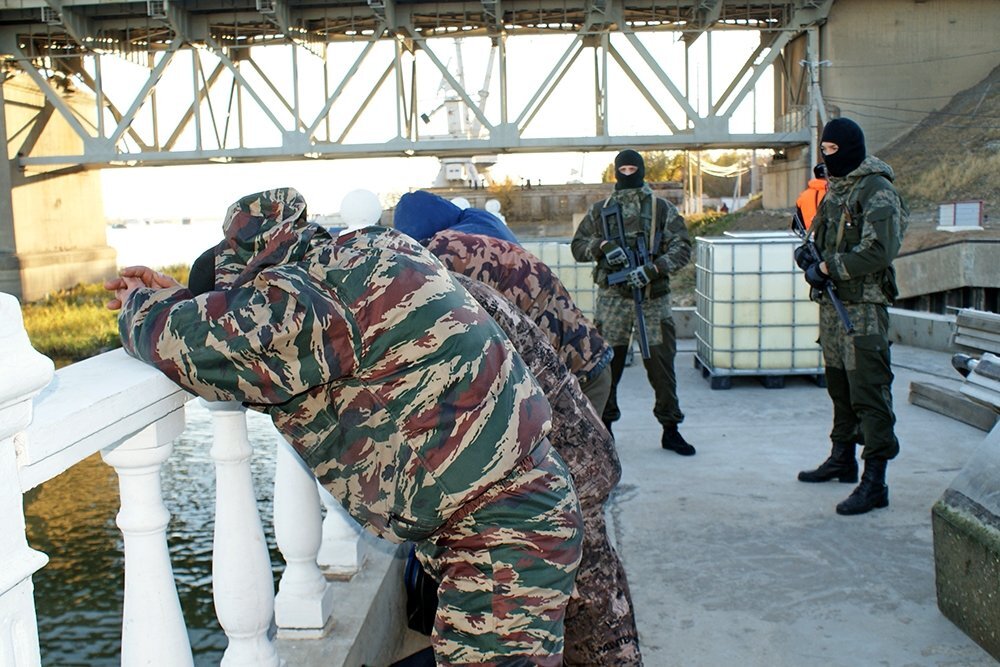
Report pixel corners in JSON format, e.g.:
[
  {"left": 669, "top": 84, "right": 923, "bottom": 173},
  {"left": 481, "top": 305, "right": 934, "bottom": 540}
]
[
  {"left": 214, "top": 187, "right": 331, "bottom": 289},
  {"left": 827, "top": 156, "right": 895, "bottom": 199}
]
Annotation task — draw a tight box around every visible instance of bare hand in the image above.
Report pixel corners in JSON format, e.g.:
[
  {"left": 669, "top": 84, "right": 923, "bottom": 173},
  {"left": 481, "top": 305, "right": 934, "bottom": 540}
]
[{"left": 104, "top": 266, "right": 182, "bottom": 310}]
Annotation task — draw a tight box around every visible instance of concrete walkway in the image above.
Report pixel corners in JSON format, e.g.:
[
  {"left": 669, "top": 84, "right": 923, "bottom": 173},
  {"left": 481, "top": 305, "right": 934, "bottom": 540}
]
[{"left": 612, "top": 341, "right": 996, "bottom": 666}]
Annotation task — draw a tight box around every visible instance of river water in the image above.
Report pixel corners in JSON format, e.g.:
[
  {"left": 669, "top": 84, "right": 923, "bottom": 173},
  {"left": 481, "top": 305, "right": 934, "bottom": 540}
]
[{"left": 24, "top": 222, "right": 287, "bottom": 666}]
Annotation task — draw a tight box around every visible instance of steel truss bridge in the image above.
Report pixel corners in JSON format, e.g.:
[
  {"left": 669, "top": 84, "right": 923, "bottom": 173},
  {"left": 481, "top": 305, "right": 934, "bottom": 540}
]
[{"left": 0, "top": 0, "right": 832, "bottom": 177}]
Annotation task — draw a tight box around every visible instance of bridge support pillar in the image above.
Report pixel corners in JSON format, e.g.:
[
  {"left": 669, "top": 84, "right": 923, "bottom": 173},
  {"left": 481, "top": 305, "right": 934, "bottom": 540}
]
[{"left": 0, "top": 76, "right": 116, "bottom": 302}]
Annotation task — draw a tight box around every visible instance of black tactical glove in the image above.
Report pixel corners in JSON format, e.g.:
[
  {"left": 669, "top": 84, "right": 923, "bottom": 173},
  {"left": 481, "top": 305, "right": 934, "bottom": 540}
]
[
  {"left": 793, "top": 244, "right": 814, "bottom": 271},
  {"left": 804, "top": 262, "right": 829, "bottom": 290},
  {"left": 600, "top": 241, "right": 629, "bottom": 268},
  {"left": 626, "top": 264, "right": 658, "bottom": 289}
]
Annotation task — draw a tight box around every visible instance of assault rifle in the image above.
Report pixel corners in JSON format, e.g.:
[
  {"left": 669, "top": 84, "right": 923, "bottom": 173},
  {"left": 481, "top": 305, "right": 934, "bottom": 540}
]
[
  {"left": 601, "top": 201, "right": 651, "bottom": 359},
  {"left": 791, "top": 211, "right": 854, "bottom": 334}
]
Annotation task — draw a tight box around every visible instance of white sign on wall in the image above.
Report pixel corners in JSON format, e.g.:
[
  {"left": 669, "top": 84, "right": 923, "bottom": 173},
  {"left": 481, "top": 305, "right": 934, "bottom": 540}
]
[{"left": 938, "top": 201, "right": 984, "bottom": 231}]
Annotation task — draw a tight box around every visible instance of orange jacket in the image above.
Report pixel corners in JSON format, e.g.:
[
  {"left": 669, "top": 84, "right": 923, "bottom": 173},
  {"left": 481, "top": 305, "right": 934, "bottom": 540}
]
[{"left": 795, "top": 178, "right": 827, "bottom": 230}]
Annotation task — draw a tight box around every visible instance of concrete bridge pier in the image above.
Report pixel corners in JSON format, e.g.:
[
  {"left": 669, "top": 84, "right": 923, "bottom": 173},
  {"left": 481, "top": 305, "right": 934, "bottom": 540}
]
[{"left": 0, "top": 76, "right": 116, "bottom": 302}]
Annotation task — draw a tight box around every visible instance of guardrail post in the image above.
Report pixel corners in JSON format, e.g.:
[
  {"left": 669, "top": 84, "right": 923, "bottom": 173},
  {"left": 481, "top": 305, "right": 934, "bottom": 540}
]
[
  {"left": 101, "top": 410, "right": 193, "bottom": 667},
  {"left": 203, "top": 400, "right": 281, "bottom": 667},
  {"left": 0, "top": 294, "right": 53, "bottom": 667},
  {"left": 273, "top": 435, "right": 334, "bottom": 636},
  {"left": 317, "top": 489, "right": 365, "bottom": 576}
]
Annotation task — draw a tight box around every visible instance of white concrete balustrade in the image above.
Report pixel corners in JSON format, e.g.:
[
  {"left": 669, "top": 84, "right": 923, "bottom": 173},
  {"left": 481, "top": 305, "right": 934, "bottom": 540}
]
[{"left": 0, "top": 293, "right": 357, "bottom": 665}]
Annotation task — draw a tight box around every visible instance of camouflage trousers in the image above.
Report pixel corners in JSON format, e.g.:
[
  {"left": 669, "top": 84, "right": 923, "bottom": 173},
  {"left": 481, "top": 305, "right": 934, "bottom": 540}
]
[
  {"left": 819, "top": 301, "right": 899, "bottom": 461},
  {"left": 595, "top": 289, "right": 672, "bottom": 348},
  {"left": 547, "top": 380, "right": 642, "bottom": 666},
  {"left": 565, "top": 503, "right": 642, "bottom": 666},
  {"left": 415, "top": 441, "right": 583, "bottom": 666},
  {"left": 597, "top": 290, "right": 684, "bottom": 427}
]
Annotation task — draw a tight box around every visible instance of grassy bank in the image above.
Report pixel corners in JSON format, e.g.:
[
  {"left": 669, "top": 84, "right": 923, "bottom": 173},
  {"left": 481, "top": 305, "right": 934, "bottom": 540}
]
[{"left": 22, "top": 266, "right": 189, "bottom": 368}]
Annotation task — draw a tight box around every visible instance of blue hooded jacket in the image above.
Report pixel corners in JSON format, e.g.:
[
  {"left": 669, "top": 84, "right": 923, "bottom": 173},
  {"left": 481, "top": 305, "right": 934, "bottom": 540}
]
[{"left": 393, "top": 190, "right": 520, "bottom": 245}]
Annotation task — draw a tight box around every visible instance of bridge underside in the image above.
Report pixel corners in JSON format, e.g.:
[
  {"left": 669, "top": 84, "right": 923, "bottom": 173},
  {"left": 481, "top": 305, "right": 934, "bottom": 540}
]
[{"left": 0, "top": 0, "right": 831, "bottom": 175}]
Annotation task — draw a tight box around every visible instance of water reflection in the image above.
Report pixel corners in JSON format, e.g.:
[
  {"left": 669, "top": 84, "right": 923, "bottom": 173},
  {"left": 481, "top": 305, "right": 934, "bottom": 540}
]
[{"left": 24, "top": 401, "right": 284, "bottom": 666}]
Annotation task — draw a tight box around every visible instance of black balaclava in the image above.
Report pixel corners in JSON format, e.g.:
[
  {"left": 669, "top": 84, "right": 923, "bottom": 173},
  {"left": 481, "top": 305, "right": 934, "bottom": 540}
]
[
  {"left": 614, "top": 149, "right": 645, "bottom": 190},
  {"left": 188, "top": 246, "right": 216, "bottom": 296},
  {"left": 821, "top": 118, "right": 866, "bottom": 177}
]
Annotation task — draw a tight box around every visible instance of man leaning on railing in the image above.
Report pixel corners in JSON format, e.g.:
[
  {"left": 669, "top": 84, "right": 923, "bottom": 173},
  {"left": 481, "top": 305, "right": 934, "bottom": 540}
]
[{"left": 104, "top": 187, "right": 584, "bottom": 666}]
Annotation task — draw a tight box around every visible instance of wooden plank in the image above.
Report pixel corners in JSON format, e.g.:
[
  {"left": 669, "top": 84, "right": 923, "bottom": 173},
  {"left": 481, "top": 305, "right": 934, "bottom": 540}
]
[
  {"left": 956, "top": 310, "right": 1000, "bottom": 333},
  {"left": 955, "top": 327, "right": 1000, "bottom": 345},
  {"left": 909, "top": 381, "right": 999, "bottom": 432},
  {"left": 953, "top": 334, "right": 1000, "bottom": 355}
]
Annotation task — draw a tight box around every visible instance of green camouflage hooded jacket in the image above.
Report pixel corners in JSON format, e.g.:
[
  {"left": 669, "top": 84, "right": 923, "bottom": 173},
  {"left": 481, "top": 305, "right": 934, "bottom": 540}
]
[
  {"left": 118, "top": 187, "right": 552, "bottom": 543},
  {"left": 811, "top": 156, "right": 908, "bottom": 304},
  {"left": 424, "top": 229, "right": 613, "bottom": 385},
  {"left": 571, "top": 184, "right": 692, "bottom": 299}
]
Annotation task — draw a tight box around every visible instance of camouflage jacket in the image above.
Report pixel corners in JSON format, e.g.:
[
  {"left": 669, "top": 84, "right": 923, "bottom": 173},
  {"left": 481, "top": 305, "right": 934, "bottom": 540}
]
[
  {"left": 454, "top": 274, "right": 621, "bottom": 508},
  {"left": 118, "top": 188, "right": 551, "bottom": 543},
  {"left": 570, "top": 184, "right": 692, "bottom": 299},
  {"left": 811, "top": 156, "right": 908, "bottom": 305},
  {"left": 425, "top": 229, "right": 613, "bottom": 384}
]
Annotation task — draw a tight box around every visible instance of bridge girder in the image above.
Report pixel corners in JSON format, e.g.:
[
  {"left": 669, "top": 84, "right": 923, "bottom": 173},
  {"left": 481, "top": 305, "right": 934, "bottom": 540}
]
[{"left": 0, "top": 0, "right": 832, "bottom": 174}]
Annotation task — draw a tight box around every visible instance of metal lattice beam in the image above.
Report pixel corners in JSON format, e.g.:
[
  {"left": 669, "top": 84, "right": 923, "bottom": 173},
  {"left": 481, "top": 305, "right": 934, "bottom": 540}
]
[{"left": 0, "top": 0, "right": 832, "bottom": 172}]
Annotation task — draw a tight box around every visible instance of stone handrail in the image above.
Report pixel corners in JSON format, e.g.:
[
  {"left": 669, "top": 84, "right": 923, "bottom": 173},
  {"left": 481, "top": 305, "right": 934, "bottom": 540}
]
[{"left": 0, "top": 293, "right": 354, "bottom": 665}]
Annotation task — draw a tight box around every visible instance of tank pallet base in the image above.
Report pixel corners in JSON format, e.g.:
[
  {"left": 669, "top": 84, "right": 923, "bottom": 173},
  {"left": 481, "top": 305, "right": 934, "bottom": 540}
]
[{"left": 693, "top": 356, "right": 826, "bottom": 391}]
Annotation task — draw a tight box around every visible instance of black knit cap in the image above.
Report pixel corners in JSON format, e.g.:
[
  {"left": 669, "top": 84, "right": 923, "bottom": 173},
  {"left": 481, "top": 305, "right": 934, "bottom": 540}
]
[
  {"left": 614, "top": 149, "right": 645, "bottom": 190},
  {"left": 821, "top": 118, "right": 866, "bottom": 177},
  {"left": 188, "top": 246, "right": 217, "bottom": 296}
]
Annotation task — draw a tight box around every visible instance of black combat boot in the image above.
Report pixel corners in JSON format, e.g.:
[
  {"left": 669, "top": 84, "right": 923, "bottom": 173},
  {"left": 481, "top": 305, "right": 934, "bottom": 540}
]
[
  {"left": 797, "top": 442, "right": 858, "bottom": 483},
  {"left": 662, "top": 425, "right": 696, "bottom": 456},
  {"left": 836, "top": 459, "right": 889, "bottom": 515}
]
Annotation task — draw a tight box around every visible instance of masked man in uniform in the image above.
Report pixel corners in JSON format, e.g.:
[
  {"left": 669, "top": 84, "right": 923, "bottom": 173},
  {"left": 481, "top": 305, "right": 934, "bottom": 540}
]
[
  {"left": 794, "top": 118, "right": 908, "bottom": 516},
  {"left": 571, "top": 149, "right": 695, "bottom": 456},
  {"left": 105, "top": 187, "right": 583, "bottom": 664}
]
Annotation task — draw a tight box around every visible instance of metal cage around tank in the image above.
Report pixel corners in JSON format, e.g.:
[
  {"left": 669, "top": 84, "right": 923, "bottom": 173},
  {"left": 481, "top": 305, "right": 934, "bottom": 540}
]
[{"left": 694, "top": 231, "right": 824, "bottom": 389}]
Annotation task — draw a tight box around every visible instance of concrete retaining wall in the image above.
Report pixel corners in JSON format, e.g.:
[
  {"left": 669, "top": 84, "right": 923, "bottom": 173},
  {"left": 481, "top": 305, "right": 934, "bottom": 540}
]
[
  {"left": 821, "top": 0, "right": 1000, "bottom": 152},
  {"left": 933, "top": 422, "right": 1000, "bottom": 662},
  {"left": 895, "top": 241, "right": 1000, "bottom": 300}
]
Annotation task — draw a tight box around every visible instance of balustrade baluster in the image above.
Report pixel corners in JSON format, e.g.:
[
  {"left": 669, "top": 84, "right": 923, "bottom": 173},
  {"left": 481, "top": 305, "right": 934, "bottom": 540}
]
[
  {"left": 101, "top": 411, "right": 193, "bottom": 667},
  {"left": 0, "top": 294, "right": 53, "bottom": 667},
  {"left": 273, "top": 435, "right": 334, "bottom": 636},
  {"left": 317, "top": 488, "right": 365, "bottom": 576},
  {"left": 203, "top": 400, "right": 281, "bottom": 667}
]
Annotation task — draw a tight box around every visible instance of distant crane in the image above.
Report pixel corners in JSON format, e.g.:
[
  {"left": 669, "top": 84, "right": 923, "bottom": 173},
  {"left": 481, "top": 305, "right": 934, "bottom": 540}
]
[{"left": 420, "top": 39, "right": 498, "bottom": 187}]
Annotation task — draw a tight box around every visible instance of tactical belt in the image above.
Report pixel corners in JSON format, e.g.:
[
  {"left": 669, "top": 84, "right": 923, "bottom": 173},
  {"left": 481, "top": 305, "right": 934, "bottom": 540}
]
[{"left": 435, "top": 437, "right": 553, "bottom": 536}]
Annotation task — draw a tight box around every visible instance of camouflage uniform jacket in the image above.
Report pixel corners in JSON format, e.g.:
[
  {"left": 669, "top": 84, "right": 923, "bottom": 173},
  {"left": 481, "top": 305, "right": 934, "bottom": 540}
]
[
  {"left": 453, "top": 273, "right": 622, "bottom": 508},
  {"left": 425, "top": 229, "right": 613, "bottom": 384},
  {"left": 571, "top": 184, "right": 692, "bottom": 298},
  {"left": 118, "top": 188, "right": 552, "bottom": 543},
  {"left": 811, "top": 156, "right": 907, "bottom": 305}
]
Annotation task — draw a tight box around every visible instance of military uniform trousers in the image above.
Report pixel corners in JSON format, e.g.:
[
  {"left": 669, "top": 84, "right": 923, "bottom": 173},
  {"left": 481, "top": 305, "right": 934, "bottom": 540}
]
[
  {"left": 415, "top": 440, "right": 584, "bottom": 666},
  {"left": 596, "top": 290, "right": 684, "bottom": 427},
  {"left": 819, "top": 301, "right": 900, "bottom": 462}
]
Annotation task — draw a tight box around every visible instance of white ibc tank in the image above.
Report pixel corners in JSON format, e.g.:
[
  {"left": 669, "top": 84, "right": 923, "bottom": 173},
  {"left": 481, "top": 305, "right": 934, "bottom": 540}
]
[{"left": 695, "top": 231, "right": 823, "bottom": 372}]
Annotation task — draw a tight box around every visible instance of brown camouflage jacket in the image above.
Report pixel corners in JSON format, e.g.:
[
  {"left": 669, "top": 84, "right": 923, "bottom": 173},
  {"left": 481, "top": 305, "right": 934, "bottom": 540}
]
[
  {"left": 425, "top": 229, "right": 613, "bottom": 384},
  {"left": 118, "top": 188, "right": 551, "bottom": 543},
  {"left": 454, "top": 274, "right": 621, "bottom": 508}
]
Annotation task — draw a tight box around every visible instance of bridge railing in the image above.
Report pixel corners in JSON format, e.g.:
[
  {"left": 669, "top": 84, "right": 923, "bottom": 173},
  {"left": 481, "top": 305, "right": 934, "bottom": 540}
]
[{"left": 0, "top": 292, "right": 359, "bottom": 666}]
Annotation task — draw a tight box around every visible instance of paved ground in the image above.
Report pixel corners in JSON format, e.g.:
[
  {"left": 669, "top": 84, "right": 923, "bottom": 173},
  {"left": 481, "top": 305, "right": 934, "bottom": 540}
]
[{"left": 612, "top": 341, "right": 997, "bottom": 666}]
